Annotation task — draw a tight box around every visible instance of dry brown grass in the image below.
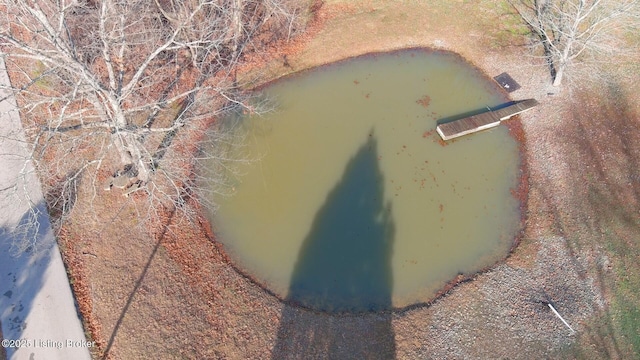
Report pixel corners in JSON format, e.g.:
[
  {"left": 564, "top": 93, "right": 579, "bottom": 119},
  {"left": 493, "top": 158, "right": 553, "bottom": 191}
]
[
  {"left": 53, "top": 0, "right": 640, "bottom": 359},
  {"left": 542, "top": 83, "right": 640, "bottom": 359}
]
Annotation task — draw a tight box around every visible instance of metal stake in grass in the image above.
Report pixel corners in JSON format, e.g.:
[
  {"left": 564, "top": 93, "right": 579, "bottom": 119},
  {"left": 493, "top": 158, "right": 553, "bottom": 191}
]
[{"left": 548, "top": 303, "right": 575, "bottom": 334}]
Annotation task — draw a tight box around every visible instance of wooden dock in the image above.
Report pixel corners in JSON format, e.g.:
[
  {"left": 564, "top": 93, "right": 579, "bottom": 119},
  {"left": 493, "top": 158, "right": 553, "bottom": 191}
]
[{"left": 436, "top": 99, "right": 538, "bottom": 141}]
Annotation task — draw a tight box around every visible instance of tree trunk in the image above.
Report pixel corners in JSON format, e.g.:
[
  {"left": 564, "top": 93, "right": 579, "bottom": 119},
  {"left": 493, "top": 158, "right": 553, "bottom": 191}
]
[
  {"left": 122, "top": 132, "right": 150, "bottom": 183},
  {"left": 553, "top": 45, "right": 571, "bottom": 87},
  {"left": 112, "top": 130, "right": 151, "bottom": 183},
  {"left": 231, "top": 0, "right": 244, "bottom": 56},
  {"left": 552, "top": 65, "right": 564, "bottom": 87}
]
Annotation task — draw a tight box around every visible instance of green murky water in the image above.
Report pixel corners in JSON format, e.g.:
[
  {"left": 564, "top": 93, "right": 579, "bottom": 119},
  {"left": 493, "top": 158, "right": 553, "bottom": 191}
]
[{"left": 202, "top": 49, "right": 522, "bottom": 312}]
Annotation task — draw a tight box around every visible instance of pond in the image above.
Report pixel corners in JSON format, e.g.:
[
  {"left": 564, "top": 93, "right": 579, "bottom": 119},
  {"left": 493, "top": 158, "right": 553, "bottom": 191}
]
[{"left": 201, "top": 48, "right": 523, "bottom": 312}]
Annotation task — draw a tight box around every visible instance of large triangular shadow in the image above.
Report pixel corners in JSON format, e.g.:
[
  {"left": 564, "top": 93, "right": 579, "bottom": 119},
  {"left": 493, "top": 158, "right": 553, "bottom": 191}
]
[{"left": 271, "top": 133, "right": 396, "bottom": 359}]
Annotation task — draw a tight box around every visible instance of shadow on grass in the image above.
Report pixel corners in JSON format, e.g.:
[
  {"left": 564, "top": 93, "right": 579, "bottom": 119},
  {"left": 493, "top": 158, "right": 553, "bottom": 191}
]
[
  {"left": 101, "top": 206, "right": 176, "bottom": 360},
  {"left": 537, "top": 80, "right": 640, "bottom": 358},
  {"left": 271, "top": 134, "right": 396, "bottom": 359}
]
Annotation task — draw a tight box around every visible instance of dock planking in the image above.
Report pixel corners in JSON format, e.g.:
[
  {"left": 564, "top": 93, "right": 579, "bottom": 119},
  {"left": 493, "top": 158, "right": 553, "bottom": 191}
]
[{"left": 436, "top": 99, "right": 538, "bottom": 141}]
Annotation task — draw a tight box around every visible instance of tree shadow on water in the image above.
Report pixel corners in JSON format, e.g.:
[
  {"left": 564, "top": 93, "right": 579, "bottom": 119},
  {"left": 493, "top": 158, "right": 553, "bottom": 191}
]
[{"left": 271, "top": 134, "right": 396, "bottom": 359}]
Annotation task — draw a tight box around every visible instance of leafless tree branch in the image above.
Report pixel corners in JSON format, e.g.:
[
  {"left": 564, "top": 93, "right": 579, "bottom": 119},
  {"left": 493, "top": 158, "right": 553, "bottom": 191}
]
[
  {"left": 509, "top": 0, "right": 639, "bottom": 87},
  {"left": 1, "top": 0, "right": 310, "bottom": 253}
]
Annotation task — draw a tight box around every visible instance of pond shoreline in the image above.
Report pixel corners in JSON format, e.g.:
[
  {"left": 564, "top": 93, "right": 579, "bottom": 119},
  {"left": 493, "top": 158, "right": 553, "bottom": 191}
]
[
  {"left": 199, "top": 46, "right": 531, "bottom": 315},
  {"left": 63, "top": 1, "right": 615, "bottom": 358}
]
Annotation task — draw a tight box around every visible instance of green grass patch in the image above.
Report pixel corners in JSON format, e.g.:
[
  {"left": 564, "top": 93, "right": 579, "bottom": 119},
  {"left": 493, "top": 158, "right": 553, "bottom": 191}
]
[
  {"left": 558, "top": 80, "right": 640, "bottom": 358},
  {"left": 30, "top": 60, "right": 53, "bottom": 90},
  {"left": 591, "top": 195, "right": 640, "bottom": 357},
  {"left": 615, "top": 296, "right": 640, "bottom": 355},
  {"left": 611, "top": 241, "right": 640, "bottom": 356},
  {"left": 491, "top": 1, "right": 531, "bottom": 48}
]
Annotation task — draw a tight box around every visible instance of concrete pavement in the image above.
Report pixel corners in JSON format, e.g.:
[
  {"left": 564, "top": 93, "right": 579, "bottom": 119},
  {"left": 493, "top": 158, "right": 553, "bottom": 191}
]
[{"left": 0, "top": 55, "right": 92, "bottom": 360}]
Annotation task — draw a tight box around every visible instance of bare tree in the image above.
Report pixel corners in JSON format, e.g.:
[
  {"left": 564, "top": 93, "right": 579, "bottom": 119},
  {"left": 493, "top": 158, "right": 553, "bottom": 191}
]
[
  {"left": 0, "top": 0, "right": 306, "bottom": 250},
  {"left": 509, "top": 0, "right": 639, "bottom": 87}
]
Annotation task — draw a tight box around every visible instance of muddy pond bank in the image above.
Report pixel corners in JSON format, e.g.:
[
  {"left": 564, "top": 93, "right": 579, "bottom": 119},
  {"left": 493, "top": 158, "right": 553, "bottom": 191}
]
[
  {"left": 199, "top": 47, "right": 530, "bottom": 313},
  {"left": 68, "top": 0, "right": 617, "bottom": 357}
]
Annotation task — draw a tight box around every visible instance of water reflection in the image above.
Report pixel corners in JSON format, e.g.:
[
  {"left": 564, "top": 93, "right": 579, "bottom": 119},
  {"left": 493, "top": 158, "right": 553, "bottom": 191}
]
[{"left": 271, "top": 134, "right": 396, "bottom": 358}]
